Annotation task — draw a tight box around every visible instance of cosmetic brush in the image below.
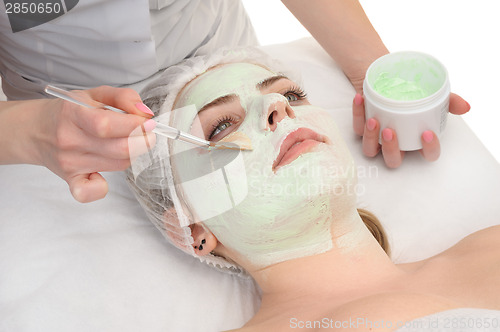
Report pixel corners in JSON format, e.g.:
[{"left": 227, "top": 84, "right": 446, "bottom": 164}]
[{"left": 44, "top": 85, "right": 252, "bottom": 151}]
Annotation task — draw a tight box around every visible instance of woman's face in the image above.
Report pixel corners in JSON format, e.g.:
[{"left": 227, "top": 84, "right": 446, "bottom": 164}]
[{"left": 169, "top": 63, "right": 357, "bottom": 269}]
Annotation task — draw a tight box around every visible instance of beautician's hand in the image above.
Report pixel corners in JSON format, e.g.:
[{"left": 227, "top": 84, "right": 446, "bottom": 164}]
[
  {"left": 352, "top": 92, "right": 470, "bottom": 168},
  {"left": 0, "top": 86, "right": 156, "bottom": 203}
]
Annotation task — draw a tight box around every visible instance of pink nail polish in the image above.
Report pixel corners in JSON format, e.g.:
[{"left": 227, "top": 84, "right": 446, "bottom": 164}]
[
  {"left": 143, "top": 119, "right": 157, "bottom": 132},
  {"left": 382, "top": 128, "right": 393, "bottom": 142},
  {"left": 422, "top": 130, "right": 433, "bottom": 143},
  {"left": 367, "top": 118, "right": 376, "bottom": 131},
  {"left": 136, "top": 102, "right": 154, "bottom": 116},
  {"left": 354, "top": 93, "right": 363, "bottom": 106}
]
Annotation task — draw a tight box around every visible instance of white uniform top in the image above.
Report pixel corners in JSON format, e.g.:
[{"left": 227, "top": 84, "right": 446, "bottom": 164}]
[{"left": 0, "top": 0, "right": 258, "bottom": 100}]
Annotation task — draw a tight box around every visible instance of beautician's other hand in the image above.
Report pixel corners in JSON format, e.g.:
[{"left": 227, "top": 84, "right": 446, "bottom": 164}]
[
  {"left": 352, "top": 92, "right": 470, "bottom": 168},
  {"left": 1, "top": 86, "right": 156, "bottom": 203}
]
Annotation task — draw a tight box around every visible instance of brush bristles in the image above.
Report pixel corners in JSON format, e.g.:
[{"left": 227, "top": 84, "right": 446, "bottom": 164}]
[
  {"left": 209, "top": 132, "right": 253, "bottom": 151},
  {"left": 210, "top": 141, "right": 253, "bottom": 151}
]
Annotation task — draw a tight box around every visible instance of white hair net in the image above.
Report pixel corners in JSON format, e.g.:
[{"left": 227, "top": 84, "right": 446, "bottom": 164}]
[{"left": 125, "top": 47, "right": 300, "bottom": 275}]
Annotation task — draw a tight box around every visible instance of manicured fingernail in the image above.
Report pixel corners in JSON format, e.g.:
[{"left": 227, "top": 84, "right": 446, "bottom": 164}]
[
  {"left": 367, "top": 118, "right": 376, "bottom": 131},
  {"left": 422, "top": 130, "right": 433, "bottom": 143},
  {"left": 136, "top": 102, "right": 154, "bottom": 116},
  {"left": 143, "top": 119, "right": 157, "bottom": 132},
  {"left": 382, "top": 128, "right": 393, "bottom": 142},
  {"left": 354, "top": 93, "right": 363, "bottom": 106}
]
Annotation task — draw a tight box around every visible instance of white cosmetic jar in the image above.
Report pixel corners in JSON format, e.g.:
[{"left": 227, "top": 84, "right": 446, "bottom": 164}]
[{"left": 363, "top": 51, "right": 450, "bottom": 151}]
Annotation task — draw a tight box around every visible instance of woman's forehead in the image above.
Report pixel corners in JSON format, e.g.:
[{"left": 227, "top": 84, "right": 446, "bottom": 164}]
[
  {"left": 196, "top": 62, "right": 275, "bottom": 86},
  {"left": 176, "top": 63, "right": 277, "bottom": 110}
]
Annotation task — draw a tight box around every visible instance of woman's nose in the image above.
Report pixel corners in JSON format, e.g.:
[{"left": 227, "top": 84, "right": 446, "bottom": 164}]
[{"left": 266, "top": 100, "right": 295, "bottom": 131}]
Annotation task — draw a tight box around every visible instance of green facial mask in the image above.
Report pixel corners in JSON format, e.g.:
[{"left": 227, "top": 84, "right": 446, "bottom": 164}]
[{"left": 170, "top": 63, "right": 359, "bottom": 269}]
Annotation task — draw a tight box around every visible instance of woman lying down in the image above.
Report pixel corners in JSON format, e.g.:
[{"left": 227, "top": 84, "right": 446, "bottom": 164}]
[{"left": 126, "top": 48, "right": 500, "bottom": 331}]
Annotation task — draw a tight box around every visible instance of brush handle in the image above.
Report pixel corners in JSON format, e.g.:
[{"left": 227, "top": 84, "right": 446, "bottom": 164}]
[
  {"left": 154, "top": 123, "right": 210, "bottom": 148},
  {"left": 45, "top": 85, "right": 210, "bottom": 148}
]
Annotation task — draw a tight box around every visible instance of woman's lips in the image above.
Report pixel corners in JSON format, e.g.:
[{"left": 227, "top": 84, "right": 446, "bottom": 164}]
[{"left": 272, "top": 128, "right": 327, "bottom": 171}]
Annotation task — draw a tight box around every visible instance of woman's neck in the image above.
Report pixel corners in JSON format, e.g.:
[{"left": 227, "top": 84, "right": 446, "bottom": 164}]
[{"left": 246, "top": 212, "right": 408, "bottom": 325}]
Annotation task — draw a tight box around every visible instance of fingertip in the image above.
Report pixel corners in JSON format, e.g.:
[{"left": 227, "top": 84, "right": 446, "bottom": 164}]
[
  {"left": 366, "top": 118, "right": 377, "bottom": 132},
  {"left": 128, "top": 131, "right": 157, "bottom": 160},
  {"left": 69, "top": 173, "right": 108, "bottom": 203},
  {"left": 422, "top": 130, "right": 434, "bottom": 144},
  {"left": 420, "top": 131, "right": 441, "bottom": 162},
  {"left": 142, "top": 119, "right": 157, "bottom": 132},
  {"left": 449, "top": 93, "right": 471, "bottom": 115},
  {"left": 114, "top": 88, "right": 149, "bottom": 117},
  {"left": 382, "top": 128, "right": 393, "bottom": 142},
  {"left": 354, "top": 93, "right": 363, "bottom": 106},
  {"left": 464, "top": 100, "right": 471, "bottom": 113},
  {"left": 353, "top": 94, "right": 366, "bottom": 136},
  {"left": 362, "top": 118, "right": 381, "bottom": 158},
  {"left": 381, "top": 128, "right": 404, "bottom": 168},
  {"left": 135, "top": 102, "right": 154, "bottom": 116}
]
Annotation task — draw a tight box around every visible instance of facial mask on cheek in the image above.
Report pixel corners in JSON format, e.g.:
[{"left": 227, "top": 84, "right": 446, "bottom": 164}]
[
  {"left": 169, "top": 63, "right": 358, "bottom": 268},
  {"left": 168, "top": 64, "right": 278, "bottom": 224},
  {"left": 167, "top": 64, "right": 273, "bottom": 224},
  {"left": 201, "top": 100, "right": 358, "bottom": 269}
]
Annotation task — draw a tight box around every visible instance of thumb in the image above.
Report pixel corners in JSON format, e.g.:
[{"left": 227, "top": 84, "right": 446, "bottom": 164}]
[
  {"left": 449, "top": 93, "right": 471, "bottom": 115},
  {"left": 68, "top": 172, "right": 109, "bottom": 203}
]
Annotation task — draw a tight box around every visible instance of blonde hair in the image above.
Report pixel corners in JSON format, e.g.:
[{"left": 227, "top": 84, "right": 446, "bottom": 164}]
[{"left": 358, "top": 208, "right": 390, "bottom": 255}]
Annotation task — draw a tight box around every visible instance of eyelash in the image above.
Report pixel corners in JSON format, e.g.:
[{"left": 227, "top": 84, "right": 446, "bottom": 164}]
[
  {"left": 208, "top": 86, "right": 308, "bottom": 140},
  {"left": 283, "top": 86, "right": 308, "bottom": 102},
  {"left": 210, "top": 115, "right": 238, "bottom": 139}
]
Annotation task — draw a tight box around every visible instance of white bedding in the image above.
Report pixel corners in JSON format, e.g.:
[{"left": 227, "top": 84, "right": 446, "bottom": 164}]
[{"left": 1, "top": 38, "right": 499, "bottom": 332}]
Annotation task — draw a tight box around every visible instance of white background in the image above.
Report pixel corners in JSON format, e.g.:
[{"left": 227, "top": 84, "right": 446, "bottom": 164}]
[{"left": 242, "top": 0, "right": 500, "bottom": 163}]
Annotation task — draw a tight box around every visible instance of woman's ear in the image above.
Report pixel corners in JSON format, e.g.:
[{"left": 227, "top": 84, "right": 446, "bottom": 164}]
[{"left": 189, "top": 223, "right": 218, "bottom": 256}]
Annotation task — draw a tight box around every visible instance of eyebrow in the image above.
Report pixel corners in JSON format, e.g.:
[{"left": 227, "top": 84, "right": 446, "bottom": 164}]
[
  {"left": 198, "top": 74, "right": 289, "bottom": 113},
  {"left": 198, "top": 94, "right": 238, "bottom": 113},
  {"left": 257, "top": 74, "right": 289, "bottom": 90}
]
